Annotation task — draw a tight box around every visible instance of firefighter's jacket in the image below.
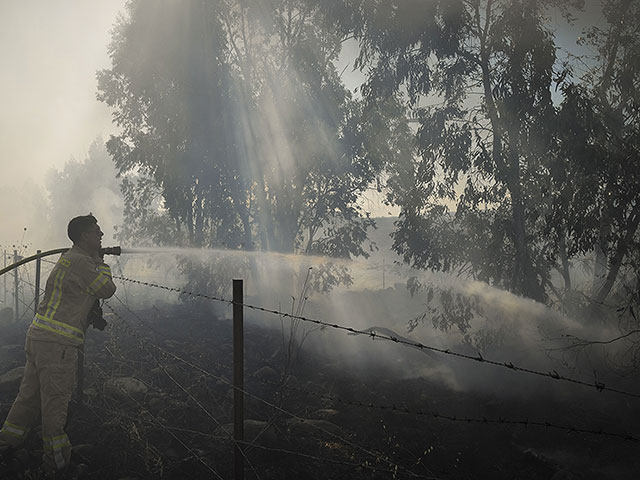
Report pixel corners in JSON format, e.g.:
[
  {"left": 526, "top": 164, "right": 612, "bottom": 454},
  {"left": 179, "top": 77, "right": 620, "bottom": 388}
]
[{"left": 28, "top": 246, "right": 116, "bottom": 346}]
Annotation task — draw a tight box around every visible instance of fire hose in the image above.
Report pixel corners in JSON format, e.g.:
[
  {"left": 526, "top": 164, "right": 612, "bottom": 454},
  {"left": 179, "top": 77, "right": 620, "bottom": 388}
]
[{"left": 0, "top": 246, "right": 122, "bottom": 277}]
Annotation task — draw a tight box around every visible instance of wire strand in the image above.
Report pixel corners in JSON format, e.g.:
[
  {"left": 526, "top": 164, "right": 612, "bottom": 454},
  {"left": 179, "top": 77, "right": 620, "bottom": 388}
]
[
  {"left": 190, "top": 340, "right": 639, "bottom": 443},
  {"left": 113, "top": 275, "right": 640, "bottom": 400},
  {"left": 103, "top": 299, "right": 263, "bottom": 479},
  {"left": 103, "top": 301, "right": 431, "bottom": 479}
]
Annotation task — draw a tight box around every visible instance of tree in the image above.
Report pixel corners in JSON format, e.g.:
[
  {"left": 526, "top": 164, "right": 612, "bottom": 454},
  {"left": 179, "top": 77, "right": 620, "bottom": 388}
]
[
  {"left": 331, "top": 0, "right": 585, "bottom": 302},
  {"left": 45, "top": 137, "right": 123, "bottom": 245},
  {"left": 554, "top": 0, "right": 640, "bottom": 307},
  {"left": 98, "top": 0, "right": 243, "bottom": 249},
  {"left": 98, "top": 0, "right": 411, "bottom": 266}
]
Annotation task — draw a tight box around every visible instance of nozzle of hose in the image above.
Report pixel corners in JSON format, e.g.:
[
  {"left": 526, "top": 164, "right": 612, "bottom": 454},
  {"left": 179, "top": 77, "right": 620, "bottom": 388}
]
[{"left": 99, "top": 246, "right": 122, "bottom": 256}]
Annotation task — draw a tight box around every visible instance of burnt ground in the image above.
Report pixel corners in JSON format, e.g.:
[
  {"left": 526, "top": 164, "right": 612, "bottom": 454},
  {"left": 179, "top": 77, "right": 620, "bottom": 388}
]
[{"left": 1, "top": 302, "right": 639, "bottom": 480}]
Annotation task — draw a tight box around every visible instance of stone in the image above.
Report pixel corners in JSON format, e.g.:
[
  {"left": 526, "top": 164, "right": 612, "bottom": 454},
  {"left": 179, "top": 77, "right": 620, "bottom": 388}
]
[
  {"left": 313, "top": 408, "right": 340, "bottom": 419},
  {"left": 254, "top": 366, "right": 280, "bottom": 381},
  {"left": 147, "top": 396, "right": 167, "bottom": 413},
  {"left": 104, "top": 376, "right": 148, "bottom": 402}
]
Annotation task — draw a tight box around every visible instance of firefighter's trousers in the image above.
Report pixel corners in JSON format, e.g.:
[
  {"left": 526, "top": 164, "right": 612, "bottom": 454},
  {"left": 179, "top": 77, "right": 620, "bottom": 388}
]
[{"left": 0, "top": 337, "right": 77, "bottom": 472}]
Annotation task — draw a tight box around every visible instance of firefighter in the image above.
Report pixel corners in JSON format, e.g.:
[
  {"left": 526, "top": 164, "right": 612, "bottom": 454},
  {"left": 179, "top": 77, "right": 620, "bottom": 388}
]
[{"left": 0, "top": 215, "right": 116, "bottom": 476}]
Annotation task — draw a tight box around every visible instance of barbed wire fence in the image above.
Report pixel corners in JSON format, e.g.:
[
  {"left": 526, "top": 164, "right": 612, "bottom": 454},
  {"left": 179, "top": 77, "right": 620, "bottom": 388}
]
[
  {"left": 101, "top": 298, "right": 442, "bottom": 479},
  {"left": 113, "top": 275, "right": 640, "bottom": 400},
  {"left": 2, "top": 260, "right": 639, "bottom": 478},
  {"left": 1, "top": 257, "right": 54, "bottom": 321},
  {"left": 88, "top": 273, "right": 639, "bottom": 477},
  {"left": 106, "top": 296, "right": 638, "bottom": 446}
]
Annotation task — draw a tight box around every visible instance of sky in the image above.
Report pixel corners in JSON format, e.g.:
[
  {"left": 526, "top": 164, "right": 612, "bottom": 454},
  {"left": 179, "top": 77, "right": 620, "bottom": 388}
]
[
  {"left": 0, "top": 0, "right": 127, "bottom": 249},
  {"left": 0, "top": 0, "right": 605, "bottom": 251},
  {"left": 0, "top": 1, "right": 125, "bottom": 178}
]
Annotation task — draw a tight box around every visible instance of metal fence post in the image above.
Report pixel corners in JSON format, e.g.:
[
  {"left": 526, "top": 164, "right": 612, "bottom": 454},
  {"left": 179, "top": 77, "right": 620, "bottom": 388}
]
[
  {"left": 233, "top": 279, "right": 244, "bottom": 480},
  {"left": 3, "top": 250, "right": 6, "bottom": 305},
  {"left": 34, "top": 250, "right": 41, "bottom": 316},
  {"left": 77, "top": 345, "right": 84, "bottom": 407},
  {"left": 13, "top": 250, "right": 19, "bottom": 322}
]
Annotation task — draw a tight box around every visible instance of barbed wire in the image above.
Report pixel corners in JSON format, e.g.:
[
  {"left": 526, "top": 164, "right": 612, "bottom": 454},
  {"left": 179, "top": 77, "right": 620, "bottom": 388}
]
[
  {"left": 81, "top": 356, "right": 226, "bottom": 480},
  {"left": 276, "top": 382, "right": 639, "bottom": 442},
  {"left": 234, "top": 440, "right": 445, "bottom": 479},
  {"left": 113, "top": 275, "right": 640, "bottom": 400},
  {"left": 102, "top": 301, "right": 432, "bottom": 479},
  {"left": 18, "top": 277, "right": 45, "bottom": 295},
  {"left": 181, "top": 338, "right": 639, "bottom": 444},
  {"left": 102, "top": 299, "right": 263, "bottom": 479},
  {"left": 8, "top": 270, "right": 638, "bottom": 446}
]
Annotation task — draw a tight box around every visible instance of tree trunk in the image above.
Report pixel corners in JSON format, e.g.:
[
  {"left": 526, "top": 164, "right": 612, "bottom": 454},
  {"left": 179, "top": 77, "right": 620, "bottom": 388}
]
[
  {"left": 593, "top": 204, "right": 640, "bottom": 305},
  {"left": 592, "top": 237, "right": 608, "bottom": 296},
  {"left": 505, "top": 120, "right": 544, "bottom": 302},
  {"left": 559, "top": 234, "right": 571, "bottom": 290}
]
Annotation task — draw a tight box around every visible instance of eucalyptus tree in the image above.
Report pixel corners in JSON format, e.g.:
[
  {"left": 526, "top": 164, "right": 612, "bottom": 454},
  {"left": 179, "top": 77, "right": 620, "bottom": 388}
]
[
  {"left": 98, "top": 0, "right": 410, "bottom": 266},
  {"left": 554, "top": 0, "right": 640, "bottom": 306},
  {"left": 45, "top": 137, "right": 123, "bottom": 244},
  {"left": 329, "top": 0, "right": 586, "bottom": 302},
  {"left": 219, "top": 0, "right": 411, "bottom": 257},
  {"left": 98, "top": 0, "right": 242, "bottom": 248}
]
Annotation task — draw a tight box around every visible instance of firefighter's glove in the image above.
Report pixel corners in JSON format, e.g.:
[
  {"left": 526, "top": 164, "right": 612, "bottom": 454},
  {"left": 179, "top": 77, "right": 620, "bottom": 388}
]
[{"left": 88, "top": 300, "right": 107, "bottom": 331}]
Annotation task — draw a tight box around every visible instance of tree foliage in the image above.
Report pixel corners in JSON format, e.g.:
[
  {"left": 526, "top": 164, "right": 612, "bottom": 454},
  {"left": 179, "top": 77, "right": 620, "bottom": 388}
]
[
  {"left": 45, "top": 137, "right": 123, "bottom": 244},
  {"left": 329, "top": 0, "right": 639, "bottom": 311},
  {"left": 97, "top": 0, "right": 640, "bottom": 346},
  {"left": 98, "top": 0, "right": 411, "bottom": 263},
  {"left": 553, "top": 0, "right": 640, "bottom": 307},
  {"left": 98, "top": 0, "right": 240, "bottom": 248}
]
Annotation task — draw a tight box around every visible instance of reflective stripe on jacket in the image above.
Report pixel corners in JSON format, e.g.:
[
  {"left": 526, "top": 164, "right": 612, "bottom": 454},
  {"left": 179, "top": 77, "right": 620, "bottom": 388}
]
[{"left": 28, "top": 246, "right": 116, "bottom": 346}]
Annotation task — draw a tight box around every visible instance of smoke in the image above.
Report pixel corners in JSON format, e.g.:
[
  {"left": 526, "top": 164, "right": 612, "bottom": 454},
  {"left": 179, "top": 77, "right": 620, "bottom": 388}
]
[
  {"left": 0, "top": 180, "right": 49, "bottom": 254},
  {"left": 0, "top": 138, "right": 124, "bottom": 253},
  {"left": 106, "top": 244, "right": 637, "bottom": 411},
  {"left": 0, "top": 0, "right": 125, "bottom": 251}
]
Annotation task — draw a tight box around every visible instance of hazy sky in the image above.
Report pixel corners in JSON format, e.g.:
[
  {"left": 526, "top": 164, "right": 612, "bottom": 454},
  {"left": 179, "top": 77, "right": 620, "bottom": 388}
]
[
  {"left": 0, "top": 0, "right": 127, "bottom": 248},
  {"left": 0, "top": 0, "right": 125, "bottom": 181}
]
